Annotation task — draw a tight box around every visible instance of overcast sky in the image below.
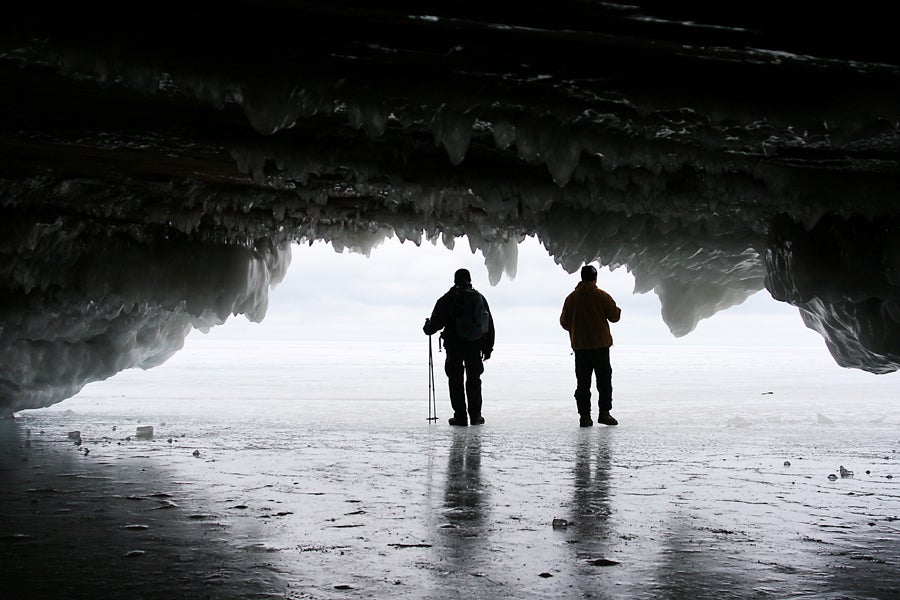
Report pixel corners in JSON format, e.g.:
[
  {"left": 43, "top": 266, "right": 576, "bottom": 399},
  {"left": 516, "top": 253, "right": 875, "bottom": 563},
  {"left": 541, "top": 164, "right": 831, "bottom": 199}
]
[{"left": 203, "top": 235, "right": 827, "bottom": 350}]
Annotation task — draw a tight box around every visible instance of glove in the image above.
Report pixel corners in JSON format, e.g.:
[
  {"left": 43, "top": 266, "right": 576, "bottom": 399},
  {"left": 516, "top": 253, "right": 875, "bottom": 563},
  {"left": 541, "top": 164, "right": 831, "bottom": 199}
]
[
  {"left": 423, "top": 318, "right": 432, "bottom": 335},
  {"left": 482, "top": 349, "right": 492, "bottom": 360}
]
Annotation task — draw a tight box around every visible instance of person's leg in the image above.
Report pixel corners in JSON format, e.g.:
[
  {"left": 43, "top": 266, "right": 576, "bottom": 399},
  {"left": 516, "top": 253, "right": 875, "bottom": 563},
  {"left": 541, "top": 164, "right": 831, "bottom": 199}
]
[
  {"left": 463, "top": 345, "right": 485, "bottom": 423},
  {"left": 444, "top": 349, "right": 468, "bottom": 424},
  {"left": 593, "top": 347, "right": 613, "bottom": 412},
  {"left": 574, "top": 350, "right": 593, "bottom": 423},
  {"left": 593, "top": 347, "right": 617, "bottom": 425}
]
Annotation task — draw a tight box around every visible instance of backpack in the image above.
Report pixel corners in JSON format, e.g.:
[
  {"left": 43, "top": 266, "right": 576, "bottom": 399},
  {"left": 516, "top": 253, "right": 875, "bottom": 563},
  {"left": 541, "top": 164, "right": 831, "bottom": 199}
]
[{"left": 454, "top": 287, "right": 489, "bottom": 341}]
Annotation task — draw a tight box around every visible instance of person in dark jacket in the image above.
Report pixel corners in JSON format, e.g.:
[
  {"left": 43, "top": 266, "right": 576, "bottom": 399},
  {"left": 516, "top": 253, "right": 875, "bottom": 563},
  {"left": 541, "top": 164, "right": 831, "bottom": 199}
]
[
  {"left": 424, "top": 268, "right": 495, "bottom": 426},
  {"left": 560, "top": 264, "right": 622, "bottom": 427}
]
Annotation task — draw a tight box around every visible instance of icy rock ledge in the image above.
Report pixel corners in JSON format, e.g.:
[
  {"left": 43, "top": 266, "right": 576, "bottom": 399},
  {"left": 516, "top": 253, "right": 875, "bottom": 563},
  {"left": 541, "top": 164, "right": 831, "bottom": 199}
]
[{"left": 0, "top": 232, "right": 290, "bottom": 415}]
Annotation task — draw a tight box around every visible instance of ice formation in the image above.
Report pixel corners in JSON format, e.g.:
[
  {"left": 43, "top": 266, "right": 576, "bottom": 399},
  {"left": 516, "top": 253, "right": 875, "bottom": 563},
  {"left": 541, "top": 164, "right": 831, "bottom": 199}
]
[
  {"left": 1, "top": 3, "right": 899, "bottom": 413},
  {"left": 0, "top": 222, "right": 290, "bottom": 412}
]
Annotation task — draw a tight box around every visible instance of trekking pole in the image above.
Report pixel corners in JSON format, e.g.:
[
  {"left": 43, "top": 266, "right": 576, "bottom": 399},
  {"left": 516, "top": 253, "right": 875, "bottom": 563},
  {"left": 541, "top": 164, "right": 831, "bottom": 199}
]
[{"left": 427, "top": 334, "right": 438, "bottom": 422}]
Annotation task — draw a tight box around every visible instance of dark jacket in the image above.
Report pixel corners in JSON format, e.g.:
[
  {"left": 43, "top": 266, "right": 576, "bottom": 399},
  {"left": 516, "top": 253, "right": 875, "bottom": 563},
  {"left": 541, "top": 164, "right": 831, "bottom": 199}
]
[
  {"left": 560, "top": 281, "right": 621, "bottom": 350},
  {"left": 424, "top": 284, "right": 495, "bottom": 353}
]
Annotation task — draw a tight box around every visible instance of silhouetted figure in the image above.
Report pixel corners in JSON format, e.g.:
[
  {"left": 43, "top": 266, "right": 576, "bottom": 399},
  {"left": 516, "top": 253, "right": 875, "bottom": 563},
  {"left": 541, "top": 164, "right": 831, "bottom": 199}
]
[
  {"left": 560, "top": 265, "right": 621, "bottom": 427},
  {"left": 424, "top": 269, "right": 495, "bottom": 426}
]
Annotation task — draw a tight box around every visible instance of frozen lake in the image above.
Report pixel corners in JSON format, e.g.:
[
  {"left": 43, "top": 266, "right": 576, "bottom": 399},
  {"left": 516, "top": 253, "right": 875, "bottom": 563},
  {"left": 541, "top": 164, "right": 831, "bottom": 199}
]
[{"left": 2, "top": 341, "right": 899, "bottom": 599}]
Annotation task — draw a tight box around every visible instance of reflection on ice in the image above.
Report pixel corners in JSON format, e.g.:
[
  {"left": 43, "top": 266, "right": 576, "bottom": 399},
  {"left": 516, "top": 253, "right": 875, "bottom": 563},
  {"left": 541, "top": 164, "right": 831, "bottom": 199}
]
[
  {"left": 6, "top": 388, "right": 899, "bottom": 599},
  {"left": 0, "top": 419, "right": 289, "bottom": 599}
]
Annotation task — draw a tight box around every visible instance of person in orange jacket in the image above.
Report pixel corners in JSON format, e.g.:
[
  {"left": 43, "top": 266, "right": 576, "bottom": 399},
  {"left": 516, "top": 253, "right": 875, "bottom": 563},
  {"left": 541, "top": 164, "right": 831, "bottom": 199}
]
[{"left": 560, "top": 265, "right": 622, "bottom": 427}]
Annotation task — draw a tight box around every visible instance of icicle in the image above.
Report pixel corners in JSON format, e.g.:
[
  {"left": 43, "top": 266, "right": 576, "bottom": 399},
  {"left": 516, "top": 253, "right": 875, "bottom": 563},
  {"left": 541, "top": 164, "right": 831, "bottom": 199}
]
[
  {"left": 432, "top": 108, "right": 475, "bottom": 165},
  {"left": 492, "top": 119, "right": 516, "bottom": 149},
  {"left": 545, "top": 130, "right": 581, "bottom": 188},
  {"left": 347, "top": 101, "right": 387, "bottom": 137}
]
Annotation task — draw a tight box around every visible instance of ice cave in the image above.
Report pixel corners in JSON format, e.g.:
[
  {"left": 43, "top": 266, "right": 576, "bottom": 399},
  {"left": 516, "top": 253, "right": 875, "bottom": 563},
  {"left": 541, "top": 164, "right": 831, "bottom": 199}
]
[{"left": 2, "top": 2, "right": 899, "bottom": 415}]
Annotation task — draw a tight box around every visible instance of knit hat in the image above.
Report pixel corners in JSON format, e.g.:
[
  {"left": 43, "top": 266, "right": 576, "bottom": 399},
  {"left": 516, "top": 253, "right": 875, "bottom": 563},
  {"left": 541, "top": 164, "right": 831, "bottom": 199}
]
[
  {"left": 454, "top": 268, "right": 472, "bottom": 284},
  {"left": 580, "top": 265, "right": 598, "bottom": 281}
]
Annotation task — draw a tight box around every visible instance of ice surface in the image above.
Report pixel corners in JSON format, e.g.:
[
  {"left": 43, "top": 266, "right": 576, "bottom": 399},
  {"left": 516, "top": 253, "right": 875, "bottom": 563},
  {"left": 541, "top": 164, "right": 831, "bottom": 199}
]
[{"left": 4, "top": 344, "right": 899, "bottom": 599}]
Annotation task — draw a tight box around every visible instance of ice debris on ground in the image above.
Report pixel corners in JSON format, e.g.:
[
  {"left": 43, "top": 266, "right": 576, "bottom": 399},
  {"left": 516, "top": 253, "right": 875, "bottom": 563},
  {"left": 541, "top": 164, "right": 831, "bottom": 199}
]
[
  {"left": 587, "top": 558, "right": 620, "bottom": 567},
  {"left": 726, "top": 416, "right": 752, "bottom": 428}
]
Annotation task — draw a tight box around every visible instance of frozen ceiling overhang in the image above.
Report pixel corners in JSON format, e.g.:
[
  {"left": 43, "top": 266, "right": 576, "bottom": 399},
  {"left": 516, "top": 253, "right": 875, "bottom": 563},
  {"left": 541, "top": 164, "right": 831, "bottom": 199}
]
[{"left": 1, "top": 2, "right": 899, "bottom": 413}]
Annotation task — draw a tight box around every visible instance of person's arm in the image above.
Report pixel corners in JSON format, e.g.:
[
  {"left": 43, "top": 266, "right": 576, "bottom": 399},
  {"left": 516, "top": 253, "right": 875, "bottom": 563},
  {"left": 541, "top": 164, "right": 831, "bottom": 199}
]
[
  {"left": 482, "top": 295, "right": 495, "bottom": 358},
  {"left": 423, "top": 295, "right": 447, "bottom": 335},
  {"left": 606, "top": 294, "right": 621, "bottom": 323},
  {"left": 560, "top": 297, "right": 571, "bottom": 331}
]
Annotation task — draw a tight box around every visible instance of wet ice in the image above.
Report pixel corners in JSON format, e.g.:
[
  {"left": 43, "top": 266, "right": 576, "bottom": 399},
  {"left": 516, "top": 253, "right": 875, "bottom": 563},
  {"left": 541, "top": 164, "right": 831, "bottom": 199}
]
[{"left": 2, "top": 341, "right": 898, "bottom": 599}]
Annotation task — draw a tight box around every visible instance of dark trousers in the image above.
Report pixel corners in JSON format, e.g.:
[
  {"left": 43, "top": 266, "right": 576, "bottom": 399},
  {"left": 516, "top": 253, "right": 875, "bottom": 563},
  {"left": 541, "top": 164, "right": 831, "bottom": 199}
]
[
  {"left": 444, "top": 344, "right": 484, "bottom": 420},
  {"left": 574, "top": 347, "right": 613, "bottom": 415}
]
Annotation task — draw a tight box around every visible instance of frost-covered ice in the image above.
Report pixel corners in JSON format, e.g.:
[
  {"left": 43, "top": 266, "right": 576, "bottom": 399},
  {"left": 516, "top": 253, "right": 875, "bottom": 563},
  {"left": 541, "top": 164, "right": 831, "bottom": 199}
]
[
  {"left": 2, "top": 5, "right": 900, "bottom": 413},
  {"left": 0, "top": 238, "right": 291, "bottom": 414},
  {"left": 2, "top": 343, "right": 899, "bottom": 599}
]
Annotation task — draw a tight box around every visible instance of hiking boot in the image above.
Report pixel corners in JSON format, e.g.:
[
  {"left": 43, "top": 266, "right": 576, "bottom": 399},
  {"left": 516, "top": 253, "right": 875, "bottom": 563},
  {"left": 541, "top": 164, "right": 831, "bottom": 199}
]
[
  {"left": 448, "top": 417, "right": 468, "bottom": 426},
  {"left": 579, "top": 414, "right": 594, "bottom": 427},
  {"left": 470, "top": 415, "right": 485, "bottom": 425},
  {"left": 597, "top": 411, "right": 618, "bottom": 426}
]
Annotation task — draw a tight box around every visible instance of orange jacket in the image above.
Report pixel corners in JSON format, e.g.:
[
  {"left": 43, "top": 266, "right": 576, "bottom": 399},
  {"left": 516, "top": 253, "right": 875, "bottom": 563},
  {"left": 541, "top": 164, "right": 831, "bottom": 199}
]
[{"left": 560, "top": 281, "right": 621, "bottom": 350}]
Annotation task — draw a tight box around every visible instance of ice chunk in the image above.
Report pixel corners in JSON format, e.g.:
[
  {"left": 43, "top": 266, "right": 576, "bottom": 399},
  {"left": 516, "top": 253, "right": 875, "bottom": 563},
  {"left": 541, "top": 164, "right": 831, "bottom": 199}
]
[
  {"left": 135, "top": 426, "right": 154, "bottom": 439},
  {"left": 726, "top": 416, "right": 751, "bottom": 428},
  {"left": 587, "top": 558, "right": 620, "bottom": 567}
]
